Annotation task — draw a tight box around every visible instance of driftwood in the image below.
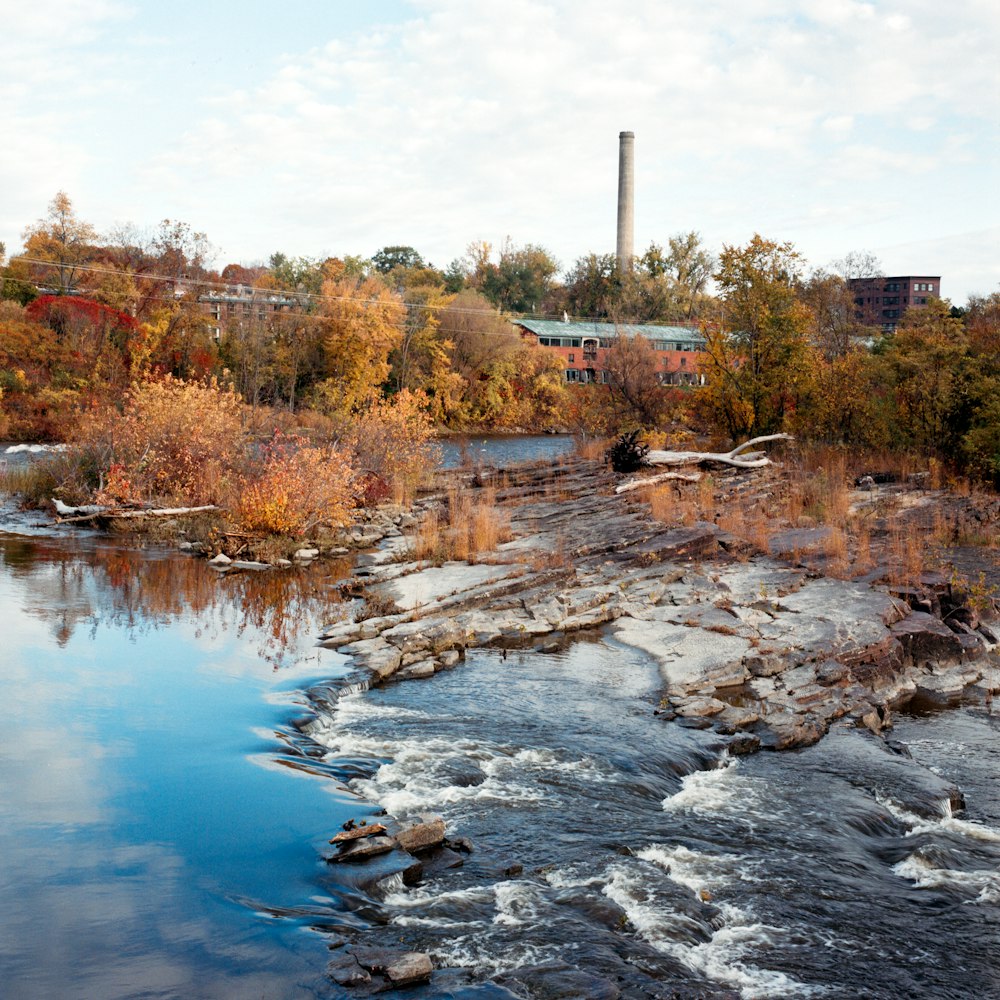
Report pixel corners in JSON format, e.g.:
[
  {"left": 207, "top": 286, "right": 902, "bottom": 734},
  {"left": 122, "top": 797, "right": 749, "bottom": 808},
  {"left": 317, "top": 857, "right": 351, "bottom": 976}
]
[
  {"left": 50, "top": 498, "right": 219, "bottom": 526},
  {"left": 615, "top": 471, "right": 702, "bottom": 494},
  {"left": 615, "top": 434, "right": 793, "bottom": 494},
  {"left": 644, "top": 434, "right": 794, "bottom": 470}
]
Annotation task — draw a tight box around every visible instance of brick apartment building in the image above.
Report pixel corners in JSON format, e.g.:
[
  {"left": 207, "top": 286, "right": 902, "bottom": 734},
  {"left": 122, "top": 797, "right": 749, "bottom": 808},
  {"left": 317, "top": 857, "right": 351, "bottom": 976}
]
[
  {"left": 514, "top": 319, "right": 706, "bottom": 385},
  {"left": 847, "top": 275, "right": 942, "bottom": 332},
  {"left": 198, "top": 284, "right": 302, "bottom": 339}
]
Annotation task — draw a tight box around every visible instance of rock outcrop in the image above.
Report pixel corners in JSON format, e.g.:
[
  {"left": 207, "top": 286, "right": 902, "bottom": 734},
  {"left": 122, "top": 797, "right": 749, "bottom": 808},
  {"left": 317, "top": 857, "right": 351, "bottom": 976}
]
[{"left": 310, "top": 458, "right": 999, "bottom": 756}]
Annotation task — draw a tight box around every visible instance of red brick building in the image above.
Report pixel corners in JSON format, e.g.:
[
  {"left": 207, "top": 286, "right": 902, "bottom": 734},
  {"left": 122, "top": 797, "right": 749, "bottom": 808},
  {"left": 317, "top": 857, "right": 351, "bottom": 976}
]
[
  {"left": 514, "top": 319, "right": 706, "bottom": 386},
  {"left": 847, "top": 275, "right": 942, "bottom": 332}
]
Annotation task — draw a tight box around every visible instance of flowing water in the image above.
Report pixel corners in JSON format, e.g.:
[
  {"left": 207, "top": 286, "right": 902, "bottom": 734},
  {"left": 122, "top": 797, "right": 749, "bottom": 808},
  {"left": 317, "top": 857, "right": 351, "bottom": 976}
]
[{"left": 2, "top": 492, "right": 999, "bottom": 997}]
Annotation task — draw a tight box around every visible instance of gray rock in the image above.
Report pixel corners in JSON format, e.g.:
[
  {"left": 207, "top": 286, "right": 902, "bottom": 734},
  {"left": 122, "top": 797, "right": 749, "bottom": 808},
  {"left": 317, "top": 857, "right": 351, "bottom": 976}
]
[
  {"left": 293, "top": 547, "right": 319, "bottom": 560},
  {"left": 385, "top": 952, "right": 433, "bottom": 985},
  {"left": 332, "top": 835, "right": 398, "bottom": 862},
  {"left": 399, "top": 660, "right": 436, "bottom": 679},
  {"left": 396, "top": 816, "right": 446, "bottom": 853},
  {"left": 209, "top": 552, "right": 232, "bottom": 566}
]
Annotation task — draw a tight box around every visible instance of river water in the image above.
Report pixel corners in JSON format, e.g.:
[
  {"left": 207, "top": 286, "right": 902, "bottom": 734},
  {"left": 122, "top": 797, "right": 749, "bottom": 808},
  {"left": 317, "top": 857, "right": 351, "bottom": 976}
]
[{"left": 2, "top": 459, "right": 1000, "bottom": 998}]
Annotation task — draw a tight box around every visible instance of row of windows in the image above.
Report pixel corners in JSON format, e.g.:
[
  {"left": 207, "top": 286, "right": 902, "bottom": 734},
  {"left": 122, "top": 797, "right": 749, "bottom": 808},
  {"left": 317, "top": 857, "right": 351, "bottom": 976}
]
[
  {"left": 565, "top": 369, "right": 703, "bottom": 386},
  {"left": 538, "top": 335, "right": 703, "bottom": 352},
  {"left": 914, "top": 282, "right": 935, "bottom": 292}
]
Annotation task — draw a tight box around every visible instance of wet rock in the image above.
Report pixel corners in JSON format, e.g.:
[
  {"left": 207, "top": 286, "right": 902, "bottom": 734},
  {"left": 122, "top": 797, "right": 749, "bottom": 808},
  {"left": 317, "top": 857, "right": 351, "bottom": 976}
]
[
  {"left": 421, "top": 846, "right": 466, "bottom": 875},
  {"left": 493, "top": 961, "right": 620, "bottom": 1000},
  {"left": 446, "top": 835, "right": 474, "bottom": 854},
  {"left": 438, "top": 649, "right": 462, "bottom": 668},
  {"left": 331, "top": 835, "right": 398, "bottom": 862},
  {"left": 209, "top": 552, "right": 231, "bottom": 566},
  {"left": 385, "top": 952, "right": 433, "bottom": 986},
  {"left": 327, "top": 952, "right": 371, "bottom": 987},
  {"left": 330, "top": 822, "right": 388, "bottom": 844},
  {"left": 675, "top": 716, "right": 713, "bottom": 729},
  {"left": 891, "top": 612, "right": 966, "bottom": 667},
  {"left": 673, "top": 696, "right": 727, "bottom": 718},
  {"left": 396, "top": 816, "right": 446, "bottom": 853},
  {"left": 726, "top": 732, "right": 761, "bottom": 755},
  {"left": 294, "top": 547, "right": 319, "bottom": 560},
  {"left": 503, "top": 862, "right": 524, "bottom": 877},
  {"left": 757, "top": 711, "right": 827, "bottom": 749},
  {"left": 398, "top": 660, "right": 436, "bottom": 679}
]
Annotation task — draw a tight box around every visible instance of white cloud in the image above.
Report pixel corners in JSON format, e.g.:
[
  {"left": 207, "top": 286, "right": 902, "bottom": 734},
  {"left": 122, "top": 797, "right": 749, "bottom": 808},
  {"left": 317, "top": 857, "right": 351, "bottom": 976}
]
[{"left": 1, "top": 0, "right": 997, "bottom": 300}]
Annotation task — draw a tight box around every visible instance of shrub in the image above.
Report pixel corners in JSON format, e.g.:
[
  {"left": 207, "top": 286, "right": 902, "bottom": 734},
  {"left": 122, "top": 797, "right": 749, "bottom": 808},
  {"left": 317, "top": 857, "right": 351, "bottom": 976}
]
[
  {"left": 73, "top": 375, "right": 246, "bottom": 505},
  {"left": 237, "top": 434, "right": 354, "bottom": 535},
  {"left": 342, "top": 389, "right": 440, "bottom": 502}
]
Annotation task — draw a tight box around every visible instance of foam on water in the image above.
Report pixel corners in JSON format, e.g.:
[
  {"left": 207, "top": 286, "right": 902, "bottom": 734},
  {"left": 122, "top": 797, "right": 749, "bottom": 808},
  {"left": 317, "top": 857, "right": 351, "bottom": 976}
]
[
  {"left": 638, "top": 843, "right": 755, "bottom": 895},
  {"left": 876, "top": 793, "right": 1000, "bottom": 843},
  {"left": 662, "top": 755, "right": 766, "bottom": 819},
  {"left": 601, "top": 862, "right": 819, "bottom": 999},
  {"left": 314, "top": 691, "right": 608, "bottom": 818},
  {"left": 892, "top": 853, "right": 1000, "bottom": 904}
]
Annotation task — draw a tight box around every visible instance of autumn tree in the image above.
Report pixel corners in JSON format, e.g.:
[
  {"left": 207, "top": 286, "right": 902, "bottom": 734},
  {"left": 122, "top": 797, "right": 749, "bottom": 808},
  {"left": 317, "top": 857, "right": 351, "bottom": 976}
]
[
  {"left": 468, "top": 239, "right": 559, "bottom": 314},
  {"left": 798, "top": 270, "right": 869, "bottom": 360},
  {"left": 642, "top": 232, "right": 716, "bottom": 320},
  {"left": 308, "top": 276, "right": 405, "bottom": 418},
  {"left": 603, "top": 333, "right": 674, "bottom": 429},
  {"left": 372, "top": 246, "right": 424, "bottom": 274},
  {"left": 701, "top": 235, "right": 814, "bottom": 440},
  {"left": 21, "top": 192, "right": 98, "bottom": 294}
]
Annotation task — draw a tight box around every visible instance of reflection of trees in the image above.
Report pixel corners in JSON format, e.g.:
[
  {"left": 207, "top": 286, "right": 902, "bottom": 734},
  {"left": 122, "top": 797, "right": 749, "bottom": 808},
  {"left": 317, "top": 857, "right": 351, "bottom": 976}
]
[{"left": 7, "top": 541, "right": 350, "bottom": 668}]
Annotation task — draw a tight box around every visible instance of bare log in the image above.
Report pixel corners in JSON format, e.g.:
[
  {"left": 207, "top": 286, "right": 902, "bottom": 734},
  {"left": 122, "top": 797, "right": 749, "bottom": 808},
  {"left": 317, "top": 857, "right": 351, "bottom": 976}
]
[
  {"left": 50, "top": 500, "right": 219, "bottom": 526},
  {"left": 644, "top": 434, "right": 793, "bottom": 470},
  {"left": 615, "top": 471, "right": 702, "bottom": 494}
]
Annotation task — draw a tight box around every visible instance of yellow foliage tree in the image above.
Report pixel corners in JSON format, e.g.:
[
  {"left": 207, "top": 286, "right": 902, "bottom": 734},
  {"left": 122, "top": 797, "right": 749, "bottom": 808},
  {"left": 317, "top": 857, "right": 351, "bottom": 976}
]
[{"left": 312, "top": 277, "right": 404, "bottom": 416}]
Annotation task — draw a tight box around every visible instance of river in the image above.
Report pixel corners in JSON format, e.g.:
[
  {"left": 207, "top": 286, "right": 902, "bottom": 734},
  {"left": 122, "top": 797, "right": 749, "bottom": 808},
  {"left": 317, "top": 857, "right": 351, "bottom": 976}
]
[{"left": 1, "top": 452, "right": 999, "bottom": 998}]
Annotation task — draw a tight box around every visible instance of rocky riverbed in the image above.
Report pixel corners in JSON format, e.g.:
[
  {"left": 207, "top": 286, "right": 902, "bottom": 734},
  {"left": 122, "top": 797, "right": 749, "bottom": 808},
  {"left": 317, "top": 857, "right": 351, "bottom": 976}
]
[{"left": 313, "top": 457, "right": 1000, "bottom": 756}]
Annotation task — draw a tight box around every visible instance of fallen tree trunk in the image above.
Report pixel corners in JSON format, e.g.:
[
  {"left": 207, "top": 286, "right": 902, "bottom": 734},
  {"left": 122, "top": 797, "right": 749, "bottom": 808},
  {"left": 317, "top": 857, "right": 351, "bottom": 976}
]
[
  {"left": 644, "top": 434, "right": 794, "bottom": 470},
  {"left": 615, "top": 471, "right": 702, "bottom": 494},
  {"left": 50, "top": 500, "right": 219, "bottom": 525}
]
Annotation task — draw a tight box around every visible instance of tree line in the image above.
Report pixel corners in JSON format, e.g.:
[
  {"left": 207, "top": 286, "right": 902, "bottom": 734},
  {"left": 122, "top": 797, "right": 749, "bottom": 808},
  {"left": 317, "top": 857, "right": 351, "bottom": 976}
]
[{"left": 1, "top": 192, "right": 998, "bottom": 485}]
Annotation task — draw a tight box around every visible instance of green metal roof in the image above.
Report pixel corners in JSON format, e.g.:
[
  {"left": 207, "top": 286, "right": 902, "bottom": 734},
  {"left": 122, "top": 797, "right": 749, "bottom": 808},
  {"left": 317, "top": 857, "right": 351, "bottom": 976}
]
[{"left": 514, "top": 318, "right": 706, "bottom": 342}]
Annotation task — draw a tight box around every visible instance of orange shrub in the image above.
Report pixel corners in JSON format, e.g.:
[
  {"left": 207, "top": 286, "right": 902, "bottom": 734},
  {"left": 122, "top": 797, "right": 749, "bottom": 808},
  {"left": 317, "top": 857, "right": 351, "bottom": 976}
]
[
  {"left": 237, "top": 434, "right": 354, "bottom": 535},
  {"left": 74, "top": 375, "right": 245, "bottom": 505},
  {"left": 343, "top": 389, "right": 440, "bottom": 502}
]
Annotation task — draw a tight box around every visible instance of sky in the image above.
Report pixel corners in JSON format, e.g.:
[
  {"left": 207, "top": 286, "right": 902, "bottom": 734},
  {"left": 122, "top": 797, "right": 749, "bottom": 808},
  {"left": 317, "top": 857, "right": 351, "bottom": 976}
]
[{"left": 1, "top": 0, "right": 998, "bottom": 305}]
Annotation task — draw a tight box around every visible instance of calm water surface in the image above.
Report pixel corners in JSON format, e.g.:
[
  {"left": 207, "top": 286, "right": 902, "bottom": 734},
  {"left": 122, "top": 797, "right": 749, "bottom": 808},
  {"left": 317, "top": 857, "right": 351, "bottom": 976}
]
[{"left": 0, "top": 535, "right": 369, "bottom": 999}]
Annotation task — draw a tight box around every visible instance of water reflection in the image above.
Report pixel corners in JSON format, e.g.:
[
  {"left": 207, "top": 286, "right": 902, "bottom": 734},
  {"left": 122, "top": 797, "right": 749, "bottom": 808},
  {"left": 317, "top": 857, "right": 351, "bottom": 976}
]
[
  {"left": 4, "top": 537, "right": 351, "bottom": 669},
  {"left": 0, "top": 534, "right": 365, "bottom": 999}
]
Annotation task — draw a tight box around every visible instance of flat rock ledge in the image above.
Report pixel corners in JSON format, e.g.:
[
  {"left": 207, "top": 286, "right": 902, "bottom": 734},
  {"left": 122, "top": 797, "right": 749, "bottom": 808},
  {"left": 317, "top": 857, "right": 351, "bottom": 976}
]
[{"left": 311, "top": 459, "right": 999, "bottom": 754}]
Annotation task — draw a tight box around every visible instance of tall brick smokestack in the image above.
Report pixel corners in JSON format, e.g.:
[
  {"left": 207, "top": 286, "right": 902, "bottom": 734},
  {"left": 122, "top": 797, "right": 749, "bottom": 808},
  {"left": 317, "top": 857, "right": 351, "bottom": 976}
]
[{"left": 616, "top": 130, "right": 635, "bottom": 270}]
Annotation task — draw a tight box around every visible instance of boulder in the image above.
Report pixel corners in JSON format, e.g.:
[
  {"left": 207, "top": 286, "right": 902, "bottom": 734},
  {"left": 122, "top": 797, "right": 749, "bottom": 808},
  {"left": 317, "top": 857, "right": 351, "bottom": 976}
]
[
  {"left": 332, "top": 835, "right": 398, "bottom": 862},
  {"left": 330, "top": 822, "right": 387, "bottom": 844},
  {"left": 385, "top": 952, "right": 433, "bottom": 986},
  {"left": 891, "top": 612, "right": 966, "bottom": 667},
  {"left": 396, "top": 816, "right": 446, "bottom": 853}
]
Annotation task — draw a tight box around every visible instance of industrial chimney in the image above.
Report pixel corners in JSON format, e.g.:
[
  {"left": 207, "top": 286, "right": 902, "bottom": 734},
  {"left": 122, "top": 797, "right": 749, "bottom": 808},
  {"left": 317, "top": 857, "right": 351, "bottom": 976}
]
[{"left": 616, "top": 130, "right": 635, "bottom": 270}]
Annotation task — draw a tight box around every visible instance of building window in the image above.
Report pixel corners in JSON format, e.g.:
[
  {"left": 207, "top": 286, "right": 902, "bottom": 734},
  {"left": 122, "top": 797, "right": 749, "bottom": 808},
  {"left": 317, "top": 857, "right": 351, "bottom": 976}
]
[
  {"left": 565, "top": 369, "right": 579, "bottom": 382},
  {"left": 568, "top": 353, "right": 575, "bottom": 363}
]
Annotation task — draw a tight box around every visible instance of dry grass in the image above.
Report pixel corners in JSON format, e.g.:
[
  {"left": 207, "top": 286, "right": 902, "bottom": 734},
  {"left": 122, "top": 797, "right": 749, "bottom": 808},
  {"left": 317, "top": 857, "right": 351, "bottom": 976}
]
[
  {"left": 574, "top": 436, "right": 609, "bottom": 461},
  {"left": 411, "top": 485, "right": 512, "bottom": 564},
  {"left": 887, "top": 524, "right": 931, "bottom": 588}
]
